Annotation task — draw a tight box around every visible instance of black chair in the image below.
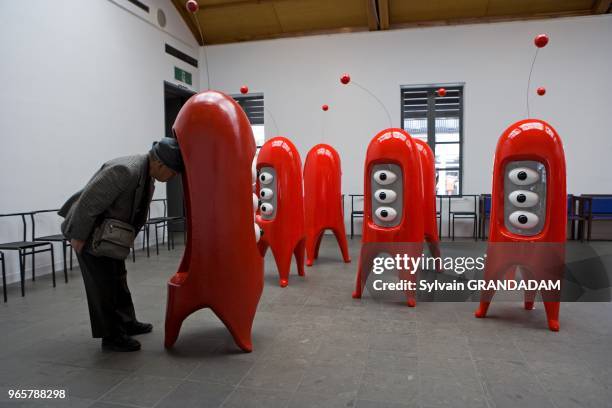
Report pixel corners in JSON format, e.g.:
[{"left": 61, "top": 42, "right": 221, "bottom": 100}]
[
  {"left": 435, "top": 195, "right": 443, "bottom": 238},
  {"left": 566, "top": 195, "right": 588, "bottom": 241},
  {"left": 581, "top": 194, "right": 612, "bottom": 241},
  {"left": 448, "top": 195, "right": 478, "bottom": 241},
  {"left": 1, "top": 251, "right": 6, "bottom": 302},
  {"left": 32, "top": 209, "right": 73, "bottom": 284},
  {"left": 349, "top": 194, "right": 364, "bottom": 239},
  {"left": 0, "top": 212, "right": 56, "bottom": 297},
  {"left": 478, "top": 194, "right": 491, "bottom": 240},
  {"left": 143, "top": 199, "right": 185, "bottom": 257}
]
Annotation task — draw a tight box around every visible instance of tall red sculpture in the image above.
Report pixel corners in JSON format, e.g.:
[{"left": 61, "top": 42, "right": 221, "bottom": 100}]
[
  {"left": 303, "top": 144, "right": 351, "bottom": 266},
  {"left": 256, "top": 137, "right": 306, "bottom": 287},
  {"left": 414, "top": 138, "right": 441, "bottom": 259},
  {"left": 475, "top": 119, "right": 566, "bottom": 331},
  {"left": 352, "top": 128, "right": 424, "bottom": 306},
  {"left": 165, "top": 91, "right": 263, "bottom": 352}
]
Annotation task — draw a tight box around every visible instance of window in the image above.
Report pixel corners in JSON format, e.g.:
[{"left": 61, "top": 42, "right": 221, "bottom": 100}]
[
  {"left": 401, "top": 84, "right": 464, "bottom": 196},
  {"left": 233, "top": 93, "right": 265, "bottom": 147}
]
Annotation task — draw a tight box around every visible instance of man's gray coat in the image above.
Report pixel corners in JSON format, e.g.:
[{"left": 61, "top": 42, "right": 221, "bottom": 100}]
[{"left": 59, "top": 154, "right": 154, "bottom": 242}]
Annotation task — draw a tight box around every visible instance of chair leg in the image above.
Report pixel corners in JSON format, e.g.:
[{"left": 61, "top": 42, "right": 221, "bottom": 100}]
[
  {"left": 155, "top": 226, "right": 159, "bottom": 256},
  {"left": 473, "top": 217, "right": 477, "bottom": 241},
  {"left": 62, "top": 241, "right": 68, "bottom": 283},
  {"left": 451, "top": 215, "right": 455, "bottom": 241},
  {"left": 2, "top": 256, "right": 6, "bottom": 303},
  {"left": 31, "top": 248, "right": 35, "bottom": 281},
  {"left": 69, "top": 246, "right": 73, "bottom": 270},
  {"left": 146, "top": 226, "right": 150, "bottom": 258},
  {"left": 350, "top": 215, "right": 354, "bottom": 239},
  {"left": 19, "top": 250, "right": 25, "bottom": 297},
  {"left": 49, "top": 245, "right": 56, "bottom": 288}
]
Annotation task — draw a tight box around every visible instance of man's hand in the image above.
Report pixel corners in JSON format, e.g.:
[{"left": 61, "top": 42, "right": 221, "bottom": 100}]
[{"left": 70, "top": 239, "right": 86, "bottom": 254}]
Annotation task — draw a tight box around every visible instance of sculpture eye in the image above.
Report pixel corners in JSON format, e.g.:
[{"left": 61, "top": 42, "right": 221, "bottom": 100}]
[
  {"left": 508, "top": 167, "right": 539, "bottom": 185},
  {"left": 375, "top": 207, "right": 397, "bottom": 222},
  {"left": 252, "top": 193, "right": 259, "bottom": 212},
  {"left": 374, "top": 189, "right": 397, "bottom": 204},
  {"left": 508, "top": 190, "right": 539, "bottom": 207},
  {"left": 509, "top": 211, "right": 539, "bottom": 229},
  {"left": 373, "top": 170, "right": 397, "bottom": 185},
  {"left": 259, "top": 188, "right": 274, "bottom": 200},
  {"left": 254, "top": 223, "right": 262, "bottom": 242},
  {"left": 259, "top": 202, "right": 274, "bottom": 215},
  {"left": 259, "top": 172, "right": 273, "bottom": 185}
]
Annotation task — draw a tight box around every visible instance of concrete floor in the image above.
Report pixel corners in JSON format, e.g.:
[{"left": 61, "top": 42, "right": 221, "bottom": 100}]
[{"left": 1, "top": 236, "right": 611, "bottom": 408}]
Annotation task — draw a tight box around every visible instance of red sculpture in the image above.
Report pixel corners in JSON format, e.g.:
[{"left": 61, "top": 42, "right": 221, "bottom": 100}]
[
  {"left": 352, "top": 128, "right": 424, "bottom": 306},
  {"left": 303, "top": 144, "right": 351, "bottom": 267},
  {"left": 537, "top": 87, "right": 546, "bottom": 96},
  {"left": 185, "top": 0, "right": 198, "bottom": 13},
  {"left": 475, "top": 119, "right": 566, "bottom": 331},
  {"left": 340, "top": 74, "right": 351, "bottom": 85},
  {"left": 437, "top": 88, "right": 447, "bottom": 97},
  {"left": 414, "top": 138, "right": 441, "bottom": 259},
  {"left": 322, "top": 104, "right": 329, "bottom": 111},
  {"left": 240, "top": 85, "right": 249, "bottom": 95},
  {"left": 165, "top": 91, "right": 263, "bottom": 352},
  {"left": 534, "top": 34, "right": 549, "bottom": 48},
  {"left": 256, "top": 137, "right": 306, "bottom": 287}
]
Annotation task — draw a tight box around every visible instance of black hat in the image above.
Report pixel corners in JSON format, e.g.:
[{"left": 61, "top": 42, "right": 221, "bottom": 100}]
[{"left": 150, "top": 137, "right": 184, "bottom": 173}]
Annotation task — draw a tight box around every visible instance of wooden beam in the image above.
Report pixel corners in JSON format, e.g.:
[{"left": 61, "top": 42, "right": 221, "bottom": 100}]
[
  {"left": 366, "top": 0, "right": 379, "bottom": 31},
  {"left": 172, "top": 0, "right": 205, "bottom": 46},
  {"left": 378, "top": 0, "right": 390, "bottom": 30},
  {"left": 198, "top": 0, "right": 294, "bottom": 11},
  {"left": 592, "top": 0, "right": 611, "bottom": 13}
]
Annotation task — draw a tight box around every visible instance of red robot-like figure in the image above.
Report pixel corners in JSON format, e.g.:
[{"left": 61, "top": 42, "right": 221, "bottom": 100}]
[
  {"left": 165, "top": 91, "right": 263, "bottom": 352},
  {"left": 303, "top": 144, "right": 351, "bottom": 266},
  {"left": 352, "top": 128, "right": 425, "bottom": 306},
  {"left": 256, "top": 137, "right": 306, "bottom": 287},
  {"left": 414, "top": 138, "right": 441, "bottom": 259},
  {"left": 475, "top": 119, "right": 566, "bottom": 331}
]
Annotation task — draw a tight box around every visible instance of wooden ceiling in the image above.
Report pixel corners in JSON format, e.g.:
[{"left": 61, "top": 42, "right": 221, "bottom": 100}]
[{"left": 172, "top": 0, "right": 611, "bottom": 45}]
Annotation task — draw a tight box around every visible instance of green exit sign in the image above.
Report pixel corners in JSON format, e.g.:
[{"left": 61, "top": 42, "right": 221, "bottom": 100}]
[{"left": 174, "top": 67, "right": 192, "bottom": 85}]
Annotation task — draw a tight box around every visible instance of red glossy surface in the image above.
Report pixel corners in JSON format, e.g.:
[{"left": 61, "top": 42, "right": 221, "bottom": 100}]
[
  {"left": 534, "top": 34, "right": 549, "bottom": 48},
  {"left": 256, "top": 137, "right": 306, "bottom": 287},
  {"left": 304, "top": 144, "right": 350, "bottom": 267},
  {"left": 186, "top": 0, "right": 198, "bottom": 13},
  {"left": 353, "top": 128, "right": 425, "bottom": 306},
  {"left": 537, "top": 87, "right": 546, "bottom": 96},
  {"left": 414, "top": 139, "right": 440, "bottom": 258},
  {"left": 322, "top": 104, "right": 329, "bottom": 111},
  {"left": 475, "top": 119, "right": 566, "bottom": 331},
  {"left": 437, "top": 88, "right": 446, "bottom": 97},
  {"left": 240, "top": 85, "right": 249, "bottom": 94},
  {"left": 340, "top": 74, "right": 351, "bottom": 85},
  {"left": 165, "top": 91, "right": 263, "bottom": 352}
]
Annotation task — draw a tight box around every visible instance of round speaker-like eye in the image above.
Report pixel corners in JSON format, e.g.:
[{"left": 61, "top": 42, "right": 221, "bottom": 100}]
[
  {"left": 508, "top": 167, "right": 539, "bottom": 185},
  {"left": 375, "top": 207, "right": 397, "bottom": 222},
  {"left": 509, "top": 211, "right": 539, "bottom": 229},
  {"left": 374, "top": 189, "right": 397, "bottom": 204},
  {"left": 259, "top": 202, "right": 274, "bottom": 215},
  {"left": 509, "top": 190, "right": 539, "bottom": 207},
  {"left": 254, "top": 223, "right": 262, "bottom": 242},
  {"left": 259, "top": 172, "right": 273, "bottom": 185},
  {"left": 259, "top": 188, "right": 273, "bottom": 200},
  {"left": 373, "top": 170, "right": 397, "bottom": 185},
  {"left": 252, "top": 193, "right": 259, "bottom": 212}
]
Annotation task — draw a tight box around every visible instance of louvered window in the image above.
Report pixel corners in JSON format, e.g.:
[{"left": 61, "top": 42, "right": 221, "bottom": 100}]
[
  {"left": 234, "top": 93, "right": 265, "bottom": 147},
  {"left": 401, "top": 85, "right": 464, "bottom": 196}
]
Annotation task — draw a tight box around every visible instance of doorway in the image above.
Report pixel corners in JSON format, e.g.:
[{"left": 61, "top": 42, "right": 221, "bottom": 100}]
[{"left": 164, "top": 81, "right": 195, "bottom": 233}]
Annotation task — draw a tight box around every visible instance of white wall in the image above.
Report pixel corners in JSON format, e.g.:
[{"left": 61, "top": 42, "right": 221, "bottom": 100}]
[
  {"left": 0, "top": 0, "right": 199, "bottom": 283},
  {"left": 199, "top": 15, "right": 612, "bottom": 234}
]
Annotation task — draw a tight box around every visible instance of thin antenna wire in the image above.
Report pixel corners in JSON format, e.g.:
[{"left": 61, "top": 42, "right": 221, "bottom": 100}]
[
  {"left": 265, "top": 107, "right": 280, "bottom": 136},
  {"left": 191, "top": 12, "right": 210, "bottom": 89},
  {"left": 352, "top": 81, "right": 393, "bottom": 129},
  {"left": 526, "top": 47, "right": 539, "bottom": 118}
]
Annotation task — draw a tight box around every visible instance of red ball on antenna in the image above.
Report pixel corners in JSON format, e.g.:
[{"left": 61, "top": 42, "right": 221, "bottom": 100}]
[
  {"left": 534, "top": 34, "right": 549, "bottom": 48},
  {"left": 322, "top": 104, "right": 329, "bottom": 111},
  {"left": 240, "top": 85, "right": 249, "bottom": 94},
  {"left": 537, "top": 87, "right": 546, "bottom": 96},
  {"left": 437, "top": 88, "right": 447, "bottom": 97},
  {"left": 340, "top": 74, "right": 351, "bottom": 85},
  {"left": 186, "top": 0, "right": 199, "bottom": 13}
]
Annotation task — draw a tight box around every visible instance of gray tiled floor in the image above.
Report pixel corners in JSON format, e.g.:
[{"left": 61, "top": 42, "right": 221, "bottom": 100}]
[{"left": 1, "top": 237, "right": 612, "bottom": 408}]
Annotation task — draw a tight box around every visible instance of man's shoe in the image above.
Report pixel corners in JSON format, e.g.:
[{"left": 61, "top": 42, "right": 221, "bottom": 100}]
[
  {"left": 102, "top": 334, "right": 141, "bottom": 352},
  {"left": 125, "top": 321, "right": 153, "bottom": 336}
]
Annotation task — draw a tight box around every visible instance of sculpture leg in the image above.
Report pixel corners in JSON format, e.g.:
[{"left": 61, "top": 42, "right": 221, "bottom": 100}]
[
  {"left": 524, "top": 290, "right": 536, "bottom": 310},
  {"left": 165, "top": 283, "right": 195, "bottom": 348},
  {"left": 306, "top": 230, "right": 324, "bottom": 267},
  {"left": 294, "top": 238, "right": 306, "bottom": 277},
  {"left": 332, "top": 227, "right": 351, "bottom": 263},
  {"left": 543, "top": 301, "right": 560, "bottom": 332},
  {"left": 211, "top": 305, "right": 256, "bottom": 352},
  {"left": 272, "top": 246, "right": 293, "bottom": 288}
]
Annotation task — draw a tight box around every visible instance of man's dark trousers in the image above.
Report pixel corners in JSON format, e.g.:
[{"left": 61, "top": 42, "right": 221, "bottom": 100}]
[{"left": 76, "top": 251, "right": 137, "bottom": 338}]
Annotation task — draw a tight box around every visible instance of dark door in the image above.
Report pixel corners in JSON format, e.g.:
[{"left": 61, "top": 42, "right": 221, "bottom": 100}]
[{"left": 164, "top": 81, "right": 195, "bottom": 232}]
